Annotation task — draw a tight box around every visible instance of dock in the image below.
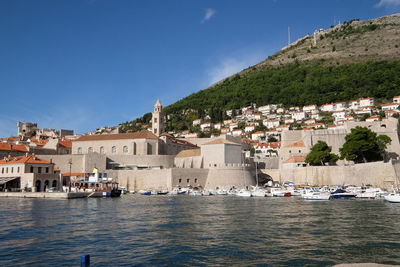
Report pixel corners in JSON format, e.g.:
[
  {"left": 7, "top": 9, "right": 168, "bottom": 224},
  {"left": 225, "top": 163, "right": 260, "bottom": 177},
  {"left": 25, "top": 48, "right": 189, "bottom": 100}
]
[{"left": 0, "top": 192, "right": 105, "bottom": 199}]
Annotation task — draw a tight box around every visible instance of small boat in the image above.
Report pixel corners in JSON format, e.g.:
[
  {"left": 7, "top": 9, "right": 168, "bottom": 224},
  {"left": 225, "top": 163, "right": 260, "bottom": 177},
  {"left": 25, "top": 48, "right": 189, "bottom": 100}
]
[
  {"left": 129, "top": 190, "right": 135, "bottom": 194},
  {"left": 202, "top": 190, "right": 211, "bottom": 196},
  {"left": 330, "top": 189, "right": 356, "bottom": 199},
  {"left": 216, "top": 188, "right": 228, "bottom": 195},
  {"left": 157, "top": 190, "right": 169, "bottom": 195},
  {"left": 384, "top": 193, "right": 400, "bottom": 203},
  {"left": 251, "top": 186, "right": 266, "bottom": 197},
  {"left": 189, "top": 190, "right": 202, "bottom": 196},
  {"left": 301, "top": 188, "right": 330, "bottom": 200},
  {"left": 138, "top": 190, "right": 151, "bottom": 195},
  {"left": 270, "top": 187, "right": 287, "bottom": 197},
  {"left": 119, "top": 187, "right": 127, "bottom": 194},
  {"left": 236, "top": 189, "right": 252, "bottom": 197}
]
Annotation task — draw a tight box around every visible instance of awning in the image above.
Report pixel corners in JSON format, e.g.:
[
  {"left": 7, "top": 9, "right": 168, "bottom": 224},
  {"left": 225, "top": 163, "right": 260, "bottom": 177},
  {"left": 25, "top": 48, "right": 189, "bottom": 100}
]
[{"left": 0, "top": 177, "right": 20, "bottom": 185}]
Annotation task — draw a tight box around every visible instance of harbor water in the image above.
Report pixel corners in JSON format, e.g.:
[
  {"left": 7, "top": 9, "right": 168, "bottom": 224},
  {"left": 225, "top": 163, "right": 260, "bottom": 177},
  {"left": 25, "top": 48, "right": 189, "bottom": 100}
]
[{"left": 1, "top": 196, "right": 400, "bottom": 266}]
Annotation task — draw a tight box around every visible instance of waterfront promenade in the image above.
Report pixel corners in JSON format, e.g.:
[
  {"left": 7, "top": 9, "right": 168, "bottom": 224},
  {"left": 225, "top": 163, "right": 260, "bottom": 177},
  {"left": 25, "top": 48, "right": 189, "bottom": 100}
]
[{"left": 0, "top": 192, "right": 96, "bottom": 199}]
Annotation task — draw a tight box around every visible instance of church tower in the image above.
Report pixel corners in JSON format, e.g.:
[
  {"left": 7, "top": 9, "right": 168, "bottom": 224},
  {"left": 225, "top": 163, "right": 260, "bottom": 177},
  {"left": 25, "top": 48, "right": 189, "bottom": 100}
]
[{"left": 152, "top": 99, "right": 164, "bottom": 136}]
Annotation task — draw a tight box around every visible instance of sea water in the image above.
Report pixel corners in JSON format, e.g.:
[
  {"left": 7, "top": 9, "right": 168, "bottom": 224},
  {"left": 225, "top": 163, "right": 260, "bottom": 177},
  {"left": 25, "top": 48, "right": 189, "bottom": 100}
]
[{"left": 1, "top": 195, "right": 400, "bottom": 266}]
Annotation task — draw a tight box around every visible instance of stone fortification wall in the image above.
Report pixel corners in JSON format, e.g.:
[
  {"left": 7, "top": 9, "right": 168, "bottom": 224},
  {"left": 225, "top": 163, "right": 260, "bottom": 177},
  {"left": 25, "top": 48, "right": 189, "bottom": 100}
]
[
  {"left": 204, "top": 167, "right": 255, "bottom": 190},
  {"left": 175, "top": 156, "right": 203, "bottom": 168},
  {"left": 106, "top": 154, "right": 175, "bottom": 168},
  {"left": 280, "top": 161, "right": 397, "bottom": 189},
  {"left": 171, "top": 168, "right": 209, "bottom": 189},
  {"left": 304, "top": 128, "right": 348, "bottom": 155},
  {"left": 38, "top": 154, "right": 107, "bottom": 173},
  {"left": 109, "top": 166, "right": 255, "bottom": 191},
  {"left": 257, "top": 158, "right": 279, "bottom": 169},
  {"left": 108, "top": 169, "right": 172, "bottom": 191}
]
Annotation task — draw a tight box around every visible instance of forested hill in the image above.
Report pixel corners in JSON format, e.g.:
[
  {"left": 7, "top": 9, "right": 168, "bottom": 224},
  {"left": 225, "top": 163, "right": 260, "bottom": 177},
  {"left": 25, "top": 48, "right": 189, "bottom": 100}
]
[{"left": 120, "top": 13, "right": 400, "bottom": 133}]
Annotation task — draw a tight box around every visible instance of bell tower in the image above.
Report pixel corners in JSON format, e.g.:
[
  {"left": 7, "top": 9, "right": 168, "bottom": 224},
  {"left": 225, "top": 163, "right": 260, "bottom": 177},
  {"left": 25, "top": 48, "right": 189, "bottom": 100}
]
[{"left": 152, "top": 99, "right": 164, "bottom": 136}]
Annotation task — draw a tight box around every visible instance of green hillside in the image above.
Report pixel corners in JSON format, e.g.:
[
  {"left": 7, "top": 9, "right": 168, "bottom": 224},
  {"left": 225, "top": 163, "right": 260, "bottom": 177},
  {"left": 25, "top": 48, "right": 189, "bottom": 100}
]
[{"left": 120, "top": 14, "right": 400, "bottom": 133}]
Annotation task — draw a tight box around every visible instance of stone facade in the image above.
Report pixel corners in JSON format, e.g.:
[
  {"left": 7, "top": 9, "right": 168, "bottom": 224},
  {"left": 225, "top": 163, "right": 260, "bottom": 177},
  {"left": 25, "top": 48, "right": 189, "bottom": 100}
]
[{"left": 0, "top": 155, "right": 62, "bottom": 192}]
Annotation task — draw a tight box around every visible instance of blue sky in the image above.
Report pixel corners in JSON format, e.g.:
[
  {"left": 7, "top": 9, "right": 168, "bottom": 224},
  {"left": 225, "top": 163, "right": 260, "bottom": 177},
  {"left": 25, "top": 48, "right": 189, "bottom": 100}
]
[{"left": 0, "top": 0, "right": 400, "bottom": 136}]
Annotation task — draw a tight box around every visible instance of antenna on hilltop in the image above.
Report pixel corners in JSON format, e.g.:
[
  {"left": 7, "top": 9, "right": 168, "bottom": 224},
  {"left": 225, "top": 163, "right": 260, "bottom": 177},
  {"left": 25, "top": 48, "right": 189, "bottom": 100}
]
[{"left": 288, "top": 26, "right": 291, "bottom": 45}]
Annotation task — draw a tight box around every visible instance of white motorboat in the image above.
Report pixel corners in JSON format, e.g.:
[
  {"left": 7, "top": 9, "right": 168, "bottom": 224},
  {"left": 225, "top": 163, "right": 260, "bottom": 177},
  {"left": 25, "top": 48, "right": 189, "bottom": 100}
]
[
  {"left": 301, "top": 188, "right": 330, "bottom": 200},
  {"left": 216, "top": 188, "right": 228, "bottom": 195},
  {"left": 236, "top": 189, "right": 252, "bottom": 197},
  {"left": 228, "top": 188, "right": 239, "bottom": 195},
  {"left": 384, "top": 193, "right": 400, "bottom": 203},
  {"left": 189, "top": 190, "right": 202, "bottom": 196},
  {"left": 202, "top": 190, "right": 211, "bottom": 196},
  {"left": 251, "top": 186, "right": 266, "bottom": 197},
  {"left": 270, "top": 187, "right": 287, "bottom": 197}
]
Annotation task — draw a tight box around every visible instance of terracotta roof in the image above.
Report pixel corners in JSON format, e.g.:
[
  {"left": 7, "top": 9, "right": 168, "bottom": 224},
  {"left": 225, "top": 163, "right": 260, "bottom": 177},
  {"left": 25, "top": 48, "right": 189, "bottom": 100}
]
[
  {"left": 175, "top": 149, "right": 201, "bottom": 158},
  {"left": 284, "top": 140, "right": 305, "bottom": 148},
  {"left": 171, "top": 138, "right": 197, "bottom": 147},
  {"left": 0, "top": 155, "right": 51, "bottom": 165},
  {"left": 62, "top": 172, "right": 85, "bottom": 177},
  {"left": 74, "top": 130, "right": 159, "bottom": 142},
  {"left": 382, "top": 103, "right": 399, "bottom": 107},
  {"left": 59, "top": 138, "right": 72, "bottom": 148},
  {"left": 0, "top": 143, "right": 28, "bottom": 152},
  {"left": 284, "top": 156, "right": 306, "bottom": 163},
  {"left": 203, "top": 138, "right": 241, "bottom": 146}
]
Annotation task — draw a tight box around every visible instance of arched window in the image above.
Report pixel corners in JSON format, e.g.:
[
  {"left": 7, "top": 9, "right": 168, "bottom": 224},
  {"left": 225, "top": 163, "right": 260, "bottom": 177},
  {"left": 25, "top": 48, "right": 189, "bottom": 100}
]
[
  {"left": 77, "top": 147, "right": 82, "bottom": 154},
  {"left": 112, "top": 146, "right": 117, "bottom": 154},
  {"left": 88, "top": 147, "right": 93, "bottom": 153},
  {"left": 100, "top": 147, "right": 105, "bottom": 154},
  {"left": 123, "top": 146, "right": 128, "bottom": 154}
]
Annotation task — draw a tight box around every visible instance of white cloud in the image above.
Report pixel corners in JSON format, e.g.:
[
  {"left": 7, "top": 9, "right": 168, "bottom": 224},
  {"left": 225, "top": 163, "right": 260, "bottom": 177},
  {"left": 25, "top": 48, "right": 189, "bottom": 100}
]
[
  {"left": 206, "top": 51, "right": 268, "bottom": 86},
  {"left": 375, "top": 0, "right": 400, "bottom": 7},
  {"left": 202, "top": 8, "right": 216, "bottom": 23}
]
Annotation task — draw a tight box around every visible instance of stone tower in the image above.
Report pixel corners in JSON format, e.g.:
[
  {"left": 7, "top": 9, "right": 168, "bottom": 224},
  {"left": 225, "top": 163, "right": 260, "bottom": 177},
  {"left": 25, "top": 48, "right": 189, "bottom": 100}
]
[{"left": 152, "top": 99, "right": 164, "bottom": 136}]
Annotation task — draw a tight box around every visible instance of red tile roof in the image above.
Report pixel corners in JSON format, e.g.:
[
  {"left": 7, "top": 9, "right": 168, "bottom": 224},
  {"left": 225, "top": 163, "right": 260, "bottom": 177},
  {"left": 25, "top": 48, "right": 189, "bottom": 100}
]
[
  {"left": 74, "top": 130, "right": 159, "bottom": 142},
  {"left": 59, "top": 138, "right": 72, "bottom": 148},
  {"left": 284, "top": 140, "right": 306, "bottom": 148},
  {"left": 0, "top": 155, "right": 51, "bottom": 165},
  {"left": 0, "top": 143, "right": 28, "bottom": 152},
  {"left": 284, "top": 156, "right": 306, "bottom": 163}
]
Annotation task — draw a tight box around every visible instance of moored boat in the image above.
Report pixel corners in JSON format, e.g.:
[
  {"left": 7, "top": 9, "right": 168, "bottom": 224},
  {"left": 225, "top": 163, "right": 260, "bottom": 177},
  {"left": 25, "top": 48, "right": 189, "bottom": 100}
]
[
  {"left": 384, "top": 193, "right": 400, "bottom": 203},
  {"left": 330, "top": 189, "right": 356, "bottom": 199}
]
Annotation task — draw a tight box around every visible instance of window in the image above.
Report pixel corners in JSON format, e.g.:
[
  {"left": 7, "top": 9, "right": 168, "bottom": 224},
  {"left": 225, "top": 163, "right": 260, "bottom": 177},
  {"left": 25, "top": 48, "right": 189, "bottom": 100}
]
[
  {"left": 178, "top": 178, "right": 182, "bottom": 183},
  {"left": 299, "top": 150, "right": 301, "bottom": 153},
  {"left": 123, "top": 146, "right": 128, "bottom": 153},
  {"left": 88, "top": 147, "right": 93, "bottom": 153},
  {"left": 17, "top": 167, "right": 20, "bottom": 173},
  {"left": 154, "top": 118, "right": 157, "bottom": 123},
  {"left": 133, "top": 142, "right": 137, "bottom": 155},
  {"left": 6, "top": 167, "right": 8, "bottom": 173},
  {"left": 100, "top": 147, "right": 105, "bottom": 154},
  {"left": 11, "top": 167, "right": 13, "bottom": 173},
  {"left": 112, "top": 146, "right": 117, "bottom": 154},
  {"left": 30, "top": 166, "right": 34, "bottom": 173},
  {"left": 154, "top": 128, "right": 157, "bottom": 134},
  {"left": 46, "top": 167, "right": 49, "bottom": 173},
  {"left": 289, "top": 150, "right": 291, "bottom": 153},
  {"left": 77, "top": 147, "right": 82, "bottom": 154},
  {"left": 1, "top": 168, "right": 3, "bottom": 174},
  {"left": 187, "top": 178, "right": 190, "bottom": 183},
  {"left": 38, "top": 167, "right": 42, "bottom": 174},
  {"left": 195, "top": 178, "right": 198, "bottom": 183}
]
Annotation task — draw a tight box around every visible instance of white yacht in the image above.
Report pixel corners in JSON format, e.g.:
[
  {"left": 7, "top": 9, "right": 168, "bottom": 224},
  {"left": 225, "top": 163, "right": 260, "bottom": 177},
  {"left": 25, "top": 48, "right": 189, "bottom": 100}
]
[
  {"left": 301, "top": 188, "right": 331, "bottom": 200},
  {"left": 236, "top": 189, "right": 252, "bottom": 197},
  {"left": 384, "top": 193, "right": 400, "bottom": 203},
  {"left": 251, "top": 186, "right": 266, "bottom": 197}
]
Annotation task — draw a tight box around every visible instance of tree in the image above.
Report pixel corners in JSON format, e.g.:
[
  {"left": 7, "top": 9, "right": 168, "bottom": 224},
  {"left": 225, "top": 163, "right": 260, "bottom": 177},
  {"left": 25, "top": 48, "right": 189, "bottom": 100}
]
[
  {"left": 305, "top": 141, "right": 339, "bottom": 166},
  {"left": 339, "top": 126, "right": 391, "bottom": 163},
  {"left": 267, "top": 136, "right": 278, "bottom": 142}
]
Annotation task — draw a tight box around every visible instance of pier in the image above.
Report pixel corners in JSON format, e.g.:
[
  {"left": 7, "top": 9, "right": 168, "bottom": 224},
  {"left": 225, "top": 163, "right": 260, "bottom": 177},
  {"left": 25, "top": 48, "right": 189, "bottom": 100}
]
[{"left": 0, "top": 192, "right": 104, "bottom": 199}]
